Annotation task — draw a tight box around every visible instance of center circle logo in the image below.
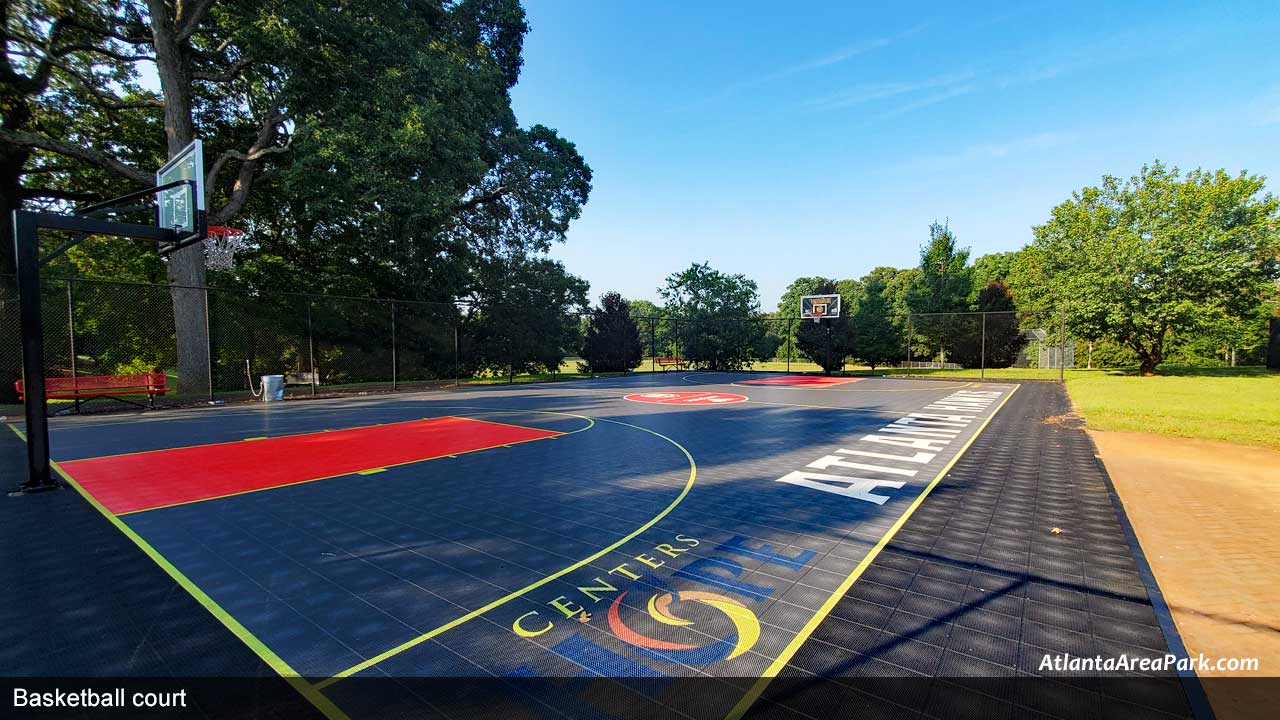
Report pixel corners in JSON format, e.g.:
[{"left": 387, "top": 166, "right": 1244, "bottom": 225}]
[
  {"left": 607, "top": 590, "right": 760, "bottom": 664},
  {"left": 623, "top": 392, "right": 747, "bottom": 405}
]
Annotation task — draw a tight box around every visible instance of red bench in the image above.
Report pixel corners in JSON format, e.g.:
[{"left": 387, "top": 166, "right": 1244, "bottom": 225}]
[
  {"left": 15, "top": 372, "right": 171, "bottom": 412},
  {"left": 655, "top": 356, "right": 685, "bottom": 371}
]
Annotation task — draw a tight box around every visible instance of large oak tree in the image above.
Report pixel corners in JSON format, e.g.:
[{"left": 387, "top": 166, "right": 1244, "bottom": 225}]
[{"left": 1031, "top": 161, "right": 1279, "bottom": 374}]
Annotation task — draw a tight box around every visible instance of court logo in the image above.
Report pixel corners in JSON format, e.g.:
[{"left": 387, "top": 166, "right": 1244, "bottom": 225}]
[
  {"left": 606, "top": 589, "right": 760, "bottom": 664},
  {"left": 623, "top": 391, "right": 747, "bottom": 405}
]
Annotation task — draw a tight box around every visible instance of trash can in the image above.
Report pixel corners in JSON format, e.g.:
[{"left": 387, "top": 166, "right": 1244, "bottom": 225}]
[{"left": 261, "top": 374, "right": 285, "bottom": 402}]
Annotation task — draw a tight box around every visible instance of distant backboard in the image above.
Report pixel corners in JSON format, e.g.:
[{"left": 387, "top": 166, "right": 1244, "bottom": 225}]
[
  {"left": 800, "top": 294, "right": 840, "bottom": 322},
  {"left": 155, "top": 139, "right": 204, "bottom": 236}
]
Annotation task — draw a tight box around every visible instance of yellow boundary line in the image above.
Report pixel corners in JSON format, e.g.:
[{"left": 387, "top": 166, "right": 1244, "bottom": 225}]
[
  {"left": 4, "top": 423, "right": 351, "bottom": 720},
  {"left": 7, "top": 407, "right": 594, "bottom": 720},
  {"left": 313, "top": 415, "right": 698, "bottom": 690},
  {"left": 723, "top": 383, "right": 1021, "bottom": 720},
  {"left": 113, "top": 415, "right": 586, "bottom": 516}
]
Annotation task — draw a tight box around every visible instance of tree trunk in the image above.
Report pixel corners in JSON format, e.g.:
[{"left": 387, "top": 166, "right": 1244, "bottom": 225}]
[
  {"left": 1137, "top": 355, "right": 1157, "bottom": 375},
  {"left": 1136, "top": 342, "right": 1163, "bottom": 375},
  {"left": 151, "top": 0, "right": 210, "bottom": 395}
]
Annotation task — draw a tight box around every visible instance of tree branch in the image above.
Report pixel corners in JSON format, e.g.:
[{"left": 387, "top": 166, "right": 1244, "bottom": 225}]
[
  {"left": 0, "top": 129, "right": 151, "bottom": 184},
  {"left": 175, "top": 0, "right": 217, "bottom": 42},
  {"left": 60, "top": 17, "right": 152, "bottom": 46},
  {"left": 208, "top": 111, "right": 290, "bottom": 223},
  {"left": 15, "top": 18, "right": 68, "bottom": 94},
  {"left": 54, "top": 44, "right": 155, "bottom": 63},
  {"left": 102, "top": 98, "right": 166, "bottom": 110},
  {"left": 192, "top": 56, "right": 252, "bottom": 83},
  {"left": 19, "top": 187, "right": 103, "bottom": 203},
  {"left": 453, "top": 186, "right": 507, "bottom": 215}
]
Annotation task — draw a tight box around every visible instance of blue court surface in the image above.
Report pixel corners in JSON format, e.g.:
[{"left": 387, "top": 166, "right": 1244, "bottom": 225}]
[{"left": 4, "top": 373, "right": 1204, "bottom": 720}]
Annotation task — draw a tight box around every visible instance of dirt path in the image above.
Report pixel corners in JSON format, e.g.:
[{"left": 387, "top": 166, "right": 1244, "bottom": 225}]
[{"left": 1089, "top": 429, "right": 1280, "bottom": 719}]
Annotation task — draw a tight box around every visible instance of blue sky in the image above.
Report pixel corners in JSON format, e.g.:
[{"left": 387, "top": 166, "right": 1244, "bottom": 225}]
[{"left": 509, "top": 1, "right": 1280, "bottom": 310}]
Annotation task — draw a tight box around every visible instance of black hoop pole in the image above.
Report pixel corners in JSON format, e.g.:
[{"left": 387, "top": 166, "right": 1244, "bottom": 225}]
[
  {"left": 13, "top": 212, "right": 53, "bottom": 492},
  {"left": 11, "top": 209, "right": 179, "bottom": 493}
]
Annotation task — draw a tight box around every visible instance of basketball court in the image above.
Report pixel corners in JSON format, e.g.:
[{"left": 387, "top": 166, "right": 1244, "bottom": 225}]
[
  {"left": 0, "top": 370, "right": 1202, "bottom": 719},
  {"left": 24, "top": 374, "right": 1005, "bottom": 707}
]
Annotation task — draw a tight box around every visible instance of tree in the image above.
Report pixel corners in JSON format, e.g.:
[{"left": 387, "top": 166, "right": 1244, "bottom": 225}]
[
  {"left": 581, "top": 292, "right": 642, "bottom": 372},
  {"left": 907, "top": 222, "right": 973, "bottom": 361},
  {"left": 1032, "top": 161, "right": 1280, "bottom": 374},
  {"left": 778, "top": 276, "right": 831, "bottom": 315},
  {"left": 463, "top": 256, "right": 588, "bottom": 380},
  {"left": 626, "top": 299, "right": 663, "bottom": 359},
  {"left": 794, "top": 281, "right": 855, "bottom": 373},
  {"left": 659, "top": 262, "right": 764, "bottom": 370},
  {"left": 949, "top": 281, "right": 1027, "bottom": 368},
  {"left": 851, "top": 273, "right": 903, "bottom": 370}
]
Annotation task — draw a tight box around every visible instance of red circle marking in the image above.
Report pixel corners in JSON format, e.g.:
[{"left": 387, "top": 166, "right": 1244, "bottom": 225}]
[{"left": 623, "top": 391, "right": 747, "bottom": 405}]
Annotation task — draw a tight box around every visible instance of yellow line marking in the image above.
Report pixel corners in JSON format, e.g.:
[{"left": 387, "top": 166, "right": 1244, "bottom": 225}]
[
  {"left": 314, "top": 415, "right": 698, "bottom": 690},
  {"left": 63, "top": 416, "right": 446, "bottom": 463},
  {"left": 356, "top": 468, "right": 386, "bottom": 475},
  {"left": 454, "top": 413, "right": 576, "bottom": 436},
  {"left": 723, "top": 384, "right": 1021, "bottom": 720},
  {"left": 115, "top": 417, "right": 585, "bottom": 516},
  {"left": 13, "top": 407, "right": 599, "bottom": 717},
  {"left": 3, "top": 423, "right": 350, "bottom": 720},
  {"left": 243, "top": 436, "right": 267, "bottom": 441}
]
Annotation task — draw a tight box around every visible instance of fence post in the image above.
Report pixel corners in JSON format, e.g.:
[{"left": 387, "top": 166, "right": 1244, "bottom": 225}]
[
  {"left": 906, "top": 315, "right": 913, "bottom": 375},
  {"left": 980, "top": 311, "right": 986, "bottom": 380},
  {"left": 674, "top": 319, "right": 679, "bottom": 366},
  {"left": 650, "top": 317, "right": 656, "bottom": 372},
  {"left": 1058, "top": 307, "right": 1066, "bottom": 382},
  {"left": 778, "top": 316, "right": 788, "bottom": 371},
  {"left": 204, "top": 287, "right": 213, "bottom": 402},
  {"left": 453, "top": 321, "right": 460, "bottom": 387},
  {"left": 66, "top": 279, "right": 78, "bottom": 413},
  {"left": 306, "top": 297, "right": 316, "bottom": 396},
  {"left": 390, "top": 302, "right": 397, "bottom": 391}
]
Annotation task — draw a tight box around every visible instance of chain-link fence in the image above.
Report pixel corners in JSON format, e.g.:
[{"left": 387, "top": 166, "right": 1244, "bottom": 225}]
[
  {"left": 901, "top": 308, "right": 1071, "bottom": 379},
  {"left": 3, "top": 276, "right": 1276, "bottom": 411}
]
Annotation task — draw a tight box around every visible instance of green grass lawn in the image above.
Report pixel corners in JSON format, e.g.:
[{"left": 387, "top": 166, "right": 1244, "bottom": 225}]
[{"left": 1062, "top": 366, "right": 1280, "bottom": 449}]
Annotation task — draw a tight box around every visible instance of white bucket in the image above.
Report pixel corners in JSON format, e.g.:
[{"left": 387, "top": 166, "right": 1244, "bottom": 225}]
[{"left": 260, "top": 375, "right": 285, "bottom": 402}]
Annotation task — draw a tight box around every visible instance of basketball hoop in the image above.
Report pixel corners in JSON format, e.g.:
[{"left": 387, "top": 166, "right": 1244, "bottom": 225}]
[
  {"left": 204, "top": 225, "right": 247, "bottom": 270},
  {"left": 800, "top": 294, "right": 840, "bottom": 323}
]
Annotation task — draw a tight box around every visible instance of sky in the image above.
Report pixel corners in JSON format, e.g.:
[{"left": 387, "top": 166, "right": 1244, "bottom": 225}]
[{"left": 509, "top": 0, "right": 1280, "bottom": 310}]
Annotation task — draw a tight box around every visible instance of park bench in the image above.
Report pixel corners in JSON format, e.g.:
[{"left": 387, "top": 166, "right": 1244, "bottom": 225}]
[
  {"left": 15, "top": 372, "right": 171, "bottom": 413},
  {"left": 655, "top": 356, "right": 685, "bottom": 371}
]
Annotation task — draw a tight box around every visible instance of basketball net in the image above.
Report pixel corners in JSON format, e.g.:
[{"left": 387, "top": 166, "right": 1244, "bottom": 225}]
[{"left": 204, "top": 226, "right": 247, "bottom": 270}]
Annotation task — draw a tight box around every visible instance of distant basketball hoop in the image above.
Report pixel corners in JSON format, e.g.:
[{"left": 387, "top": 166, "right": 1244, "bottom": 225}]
[
  {"left": 204, "top": 225, "right": 247, "bottom": 270},
  {"left": 800, "top": 293, "right": 841, "bottom": 323}
]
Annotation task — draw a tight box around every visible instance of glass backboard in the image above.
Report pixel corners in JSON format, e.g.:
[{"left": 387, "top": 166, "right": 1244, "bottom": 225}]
[
  {"left": 800, "top": 294, "right": 840, "bottom": 321},
  {"left": 155, "top": 139, "right": 205, "bottom": 235}
]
